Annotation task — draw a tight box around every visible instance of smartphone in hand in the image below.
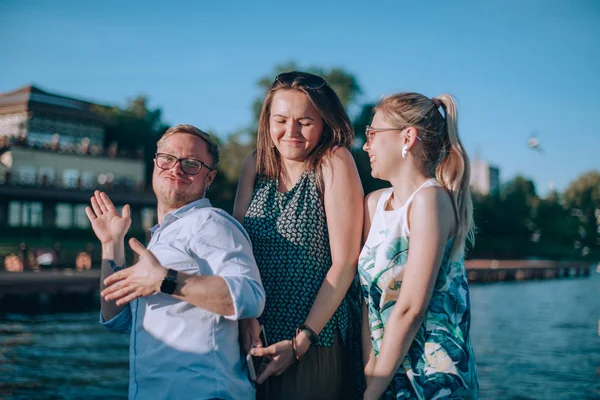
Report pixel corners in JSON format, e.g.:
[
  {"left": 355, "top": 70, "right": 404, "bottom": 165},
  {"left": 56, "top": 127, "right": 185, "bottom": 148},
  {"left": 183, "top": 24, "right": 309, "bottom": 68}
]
[{"left": 246, "top": 324, "right": 268, "bottom": 381}]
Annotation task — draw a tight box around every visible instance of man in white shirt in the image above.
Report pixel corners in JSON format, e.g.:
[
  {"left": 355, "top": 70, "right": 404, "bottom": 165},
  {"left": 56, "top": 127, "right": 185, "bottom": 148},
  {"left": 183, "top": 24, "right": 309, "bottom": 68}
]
[{"left": 86, "top": 124, "right": 265, "bottom": 400}]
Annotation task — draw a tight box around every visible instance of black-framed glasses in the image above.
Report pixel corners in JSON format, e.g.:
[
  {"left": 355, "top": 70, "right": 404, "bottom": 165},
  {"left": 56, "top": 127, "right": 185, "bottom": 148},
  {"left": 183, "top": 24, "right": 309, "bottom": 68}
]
[
  {"left": 365, "top": 126, "right": 423, "bottom": 145},
  {"left": 275, "top": 71, "right": 326, "bottom": 90},
  {"left": 154, "top": 153, "right": 214, "bottom": 175}
]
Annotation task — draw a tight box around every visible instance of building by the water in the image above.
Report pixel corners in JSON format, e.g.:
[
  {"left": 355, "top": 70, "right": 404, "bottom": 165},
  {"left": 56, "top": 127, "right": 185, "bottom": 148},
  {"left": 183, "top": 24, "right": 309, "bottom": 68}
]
[{"left": 0, "top": 85, "right": 157, "bottom": 233}]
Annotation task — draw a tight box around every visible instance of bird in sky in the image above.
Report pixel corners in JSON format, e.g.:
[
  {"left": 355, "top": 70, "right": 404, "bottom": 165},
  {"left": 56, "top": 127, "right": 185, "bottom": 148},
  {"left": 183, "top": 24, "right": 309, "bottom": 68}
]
[{"left": 528, "top": 132, "right": 544, "bottom": 154}]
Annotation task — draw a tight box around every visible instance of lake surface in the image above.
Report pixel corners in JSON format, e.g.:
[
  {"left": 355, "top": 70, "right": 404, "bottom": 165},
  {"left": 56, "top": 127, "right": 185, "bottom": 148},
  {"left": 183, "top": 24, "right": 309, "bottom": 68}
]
[{"left": 1, "top": 271, "right": 599, "bottom": 399}]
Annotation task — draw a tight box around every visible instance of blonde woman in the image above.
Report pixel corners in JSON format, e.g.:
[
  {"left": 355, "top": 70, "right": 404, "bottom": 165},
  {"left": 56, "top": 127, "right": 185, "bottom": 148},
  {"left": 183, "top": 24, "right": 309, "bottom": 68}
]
[{"left": 359, "top": 93, "right": 479, "bottom": 399}]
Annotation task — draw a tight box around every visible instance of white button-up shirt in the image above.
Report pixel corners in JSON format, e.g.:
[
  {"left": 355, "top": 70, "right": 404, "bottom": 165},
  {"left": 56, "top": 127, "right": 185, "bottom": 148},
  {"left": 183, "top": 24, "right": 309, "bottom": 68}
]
[{"left": 101, "top": 198, "right": 265, "bottom": 400}]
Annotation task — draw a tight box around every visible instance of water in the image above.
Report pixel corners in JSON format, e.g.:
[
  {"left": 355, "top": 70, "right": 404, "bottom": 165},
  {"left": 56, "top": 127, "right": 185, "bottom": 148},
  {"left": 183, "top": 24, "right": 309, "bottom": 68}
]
[
  {"left": 1, "top": 272, "right": 599, "bottom": 400},
  {"left": 469, "top": 270, "right": 600, "bottom": 399},
  {"left": 0, "top": 313, "right": 129, "bottom": 399}
]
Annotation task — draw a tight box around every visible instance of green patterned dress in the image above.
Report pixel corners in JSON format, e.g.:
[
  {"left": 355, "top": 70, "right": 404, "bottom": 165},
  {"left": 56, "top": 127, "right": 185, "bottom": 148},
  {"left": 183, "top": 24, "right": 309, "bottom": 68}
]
[
  {"left": 358, "top": 180, "right": 478, "bottom": 399},
  {"left": 243, "top": 170, "right": 364, "bottom": 398}
]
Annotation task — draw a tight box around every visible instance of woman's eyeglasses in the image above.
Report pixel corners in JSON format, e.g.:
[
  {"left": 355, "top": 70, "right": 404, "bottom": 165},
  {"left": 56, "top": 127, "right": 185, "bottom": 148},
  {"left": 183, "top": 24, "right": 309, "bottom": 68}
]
[
  {"left": 275, "top": 71, "right": 326, "bottom": 90},
  {"left": 365, "top": 126, "right": 422, "bottom": 145},
  {"left": 155, "top": 153, "right": 214, "bottom": 175}
]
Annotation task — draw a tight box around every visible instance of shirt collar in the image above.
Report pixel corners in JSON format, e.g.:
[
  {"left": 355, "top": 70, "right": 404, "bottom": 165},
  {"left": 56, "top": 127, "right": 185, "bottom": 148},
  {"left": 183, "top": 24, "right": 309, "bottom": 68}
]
[{"left": 149, "top": 197, "right": 212, "bottom": 233}]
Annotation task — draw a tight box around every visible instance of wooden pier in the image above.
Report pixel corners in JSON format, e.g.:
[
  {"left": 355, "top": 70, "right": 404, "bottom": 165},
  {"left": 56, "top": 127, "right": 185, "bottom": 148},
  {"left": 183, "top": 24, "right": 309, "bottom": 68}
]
[
  {"left": 0, "top": 269, "right": 100, "bottom": 295},
  {"left": 0, "top": 269, "right": 100, "bottom": 313},
  {"left": 465, "top": 259, "right": 592, "bottom": 283}
]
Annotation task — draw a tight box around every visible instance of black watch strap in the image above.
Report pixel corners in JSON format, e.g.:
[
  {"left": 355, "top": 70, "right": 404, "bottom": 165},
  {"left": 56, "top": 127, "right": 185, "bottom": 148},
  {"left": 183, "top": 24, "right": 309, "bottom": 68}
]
[
  {"left": 160, "top": 268, "right": 178, "bottom": 295},
  {"left": 297, "top": 324, "right": 320, "bottom": 344}
]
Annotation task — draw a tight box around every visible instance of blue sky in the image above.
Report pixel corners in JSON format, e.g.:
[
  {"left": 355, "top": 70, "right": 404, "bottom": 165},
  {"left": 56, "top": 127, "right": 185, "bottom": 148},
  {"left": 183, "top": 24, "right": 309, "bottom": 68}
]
[{"left": 1, "top": 0, "right": 598, "bottom": 196}]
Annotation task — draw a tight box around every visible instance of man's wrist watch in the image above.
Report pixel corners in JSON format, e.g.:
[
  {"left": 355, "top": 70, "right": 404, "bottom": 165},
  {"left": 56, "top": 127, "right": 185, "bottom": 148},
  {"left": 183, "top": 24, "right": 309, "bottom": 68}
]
[{"left": 160, "top": 268, "right": 178, "bottom": 295}]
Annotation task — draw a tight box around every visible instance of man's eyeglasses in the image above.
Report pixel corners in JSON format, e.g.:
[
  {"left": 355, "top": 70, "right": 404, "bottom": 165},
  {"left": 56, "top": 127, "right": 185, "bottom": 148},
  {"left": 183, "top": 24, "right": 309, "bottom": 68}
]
[
  {"left": 365, "top": 126, "right": 422, "bottom": 145},
  {"left": 155, "top": 153, "right": 214, "bottom": 175},
  {"left": 275, "top": 71, "right": 326, "bottom": 90}
]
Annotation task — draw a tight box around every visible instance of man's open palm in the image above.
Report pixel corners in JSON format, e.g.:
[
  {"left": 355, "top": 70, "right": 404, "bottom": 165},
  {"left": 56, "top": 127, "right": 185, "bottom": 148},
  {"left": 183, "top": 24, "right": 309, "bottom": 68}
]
[{"left": 85, "top": 190, "right": 131, "bottom": 244}]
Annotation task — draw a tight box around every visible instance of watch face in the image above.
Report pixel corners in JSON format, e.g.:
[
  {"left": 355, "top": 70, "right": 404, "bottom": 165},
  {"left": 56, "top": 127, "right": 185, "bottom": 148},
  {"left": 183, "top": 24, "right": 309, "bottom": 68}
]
[
  {"left": 160, "top": 269, "right": 178, "bottom": 295},
  {"left": 160, "top": 279, "right": 177, "bottom": 295}
]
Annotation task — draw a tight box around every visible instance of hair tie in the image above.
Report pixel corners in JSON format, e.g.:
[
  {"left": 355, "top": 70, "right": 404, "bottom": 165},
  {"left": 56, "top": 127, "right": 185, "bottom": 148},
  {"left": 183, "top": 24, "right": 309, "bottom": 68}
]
[{"left": 432, "top": 97, "right": 442, "bottom": 108}]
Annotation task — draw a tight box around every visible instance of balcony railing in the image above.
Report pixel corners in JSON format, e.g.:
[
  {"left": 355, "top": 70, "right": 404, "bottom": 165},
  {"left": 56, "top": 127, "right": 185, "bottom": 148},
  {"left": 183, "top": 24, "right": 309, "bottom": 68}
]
[
  {"left": 0, "top": 172, "right": 152, "bottom": 194},
  {"left": 0, "top": 136, "right": 145, "bottom": 160}
]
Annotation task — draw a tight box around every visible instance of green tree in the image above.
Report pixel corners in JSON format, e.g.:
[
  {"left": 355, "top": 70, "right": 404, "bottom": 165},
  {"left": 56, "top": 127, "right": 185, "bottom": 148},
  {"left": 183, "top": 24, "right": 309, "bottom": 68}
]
[
  {"left": 500, "top": 176, "right": 539, "bottom": 256},
  {"left": 534, "top": 191, "right": 579, "bottom": 259},
  {"left": 562, "top": 170, "right": 600, "bottom": 258},
  {"left": 471, "top": 176, "right": 539, "bottom": 258},
  {"left": 502, "top": 176, "right": 538, "bottom": 228},
  {"left": 207, "top": 131, "right": 252, "bottom": 212},
  {"left": 96, "top": 96, "right": 169, "bottom": 185}
]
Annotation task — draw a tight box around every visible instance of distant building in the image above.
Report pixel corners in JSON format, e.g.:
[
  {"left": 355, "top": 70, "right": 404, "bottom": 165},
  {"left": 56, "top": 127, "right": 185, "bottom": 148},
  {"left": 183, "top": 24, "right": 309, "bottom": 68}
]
[
  {"left": 0, "top": 85, "right": 157, "bottom": 231},
  {"left": 471, "top": 159, "right": 500, "bottom": 196}
]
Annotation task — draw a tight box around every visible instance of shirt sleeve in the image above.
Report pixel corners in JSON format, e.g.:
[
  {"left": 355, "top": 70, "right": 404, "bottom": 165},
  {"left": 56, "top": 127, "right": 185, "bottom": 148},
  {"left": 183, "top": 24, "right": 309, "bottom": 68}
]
[
  {"left": 192, "top": 209, "right": 265, "bottom": 321},
  {"left": 99, "top": 304, "right": 132, "bottom": 334}
]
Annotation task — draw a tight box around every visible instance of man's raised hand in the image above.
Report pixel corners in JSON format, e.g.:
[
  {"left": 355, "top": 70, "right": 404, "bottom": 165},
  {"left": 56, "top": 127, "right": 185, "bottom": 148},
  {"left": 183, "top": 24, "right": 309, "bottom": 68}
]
[{"left": 85, "top": 190, "right": 131, "bottom": 245}]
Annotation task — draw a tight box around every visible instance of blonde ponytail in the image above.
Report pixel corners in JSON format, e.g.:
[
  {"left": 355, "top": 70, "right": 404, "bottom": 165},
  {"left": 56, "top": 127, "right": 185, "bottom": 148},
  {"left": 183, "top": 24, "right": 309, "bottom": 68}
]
[{"left": 435, "top": 94, "right": 474, "bottom": 259}]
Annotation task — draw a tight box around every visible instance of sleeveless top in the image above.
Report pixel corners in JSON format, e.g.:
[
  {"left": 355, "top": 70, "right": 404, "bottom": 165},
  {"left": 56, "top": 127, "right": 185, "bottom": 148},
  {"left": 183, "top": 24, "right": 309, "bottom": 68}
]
[
  {"left": 358, "top": 179, "right": 479, "bottom": 399},
  {"left": 242, "top": 170, "right": 351, "bottom": 346}
]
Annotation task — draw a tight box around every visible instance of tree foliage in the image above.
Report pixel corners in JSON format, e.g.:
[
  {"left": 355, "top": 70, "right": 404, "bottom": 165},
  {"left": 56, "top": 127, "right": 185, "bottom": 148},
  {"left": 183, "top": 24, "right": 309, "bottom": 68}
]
[
  {"left": 562, "top": 170, "right": 600, "bottom": 251},
  {"left": 472, "top": 173, "right": 599, "bottom": 260},
  {"left": 97, "top": 96, "right": 169, "bottom": 184}
]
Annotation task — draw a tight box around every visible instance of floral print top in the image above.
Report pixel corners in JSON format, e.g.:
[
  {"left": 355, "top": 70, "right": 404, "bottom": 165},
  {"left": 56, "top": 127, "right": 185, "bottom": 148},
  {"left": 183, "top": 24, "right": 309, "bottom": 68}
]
[{"left": 358, "top": 180, "right": 479, "bottom": 399}]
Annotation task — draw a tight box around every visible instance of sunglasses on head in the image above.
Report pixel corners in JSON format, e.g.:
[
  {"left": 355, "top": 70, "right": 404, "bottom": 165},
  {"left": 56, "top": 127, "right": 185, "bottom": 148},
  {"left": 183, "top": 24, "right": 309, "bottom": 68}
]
[{"left": 275, "top": 71, "right": 326, "bottom": 90}]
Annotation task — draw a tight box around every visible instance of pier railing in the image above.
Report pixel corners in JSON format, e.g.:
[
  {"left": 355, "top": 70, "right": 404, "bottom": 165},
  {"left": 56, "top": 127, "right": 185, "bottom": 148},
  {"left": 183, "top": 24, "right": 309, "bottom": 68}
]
[{"left": 465, "top": 259, "right": 592, "bottom": 282}]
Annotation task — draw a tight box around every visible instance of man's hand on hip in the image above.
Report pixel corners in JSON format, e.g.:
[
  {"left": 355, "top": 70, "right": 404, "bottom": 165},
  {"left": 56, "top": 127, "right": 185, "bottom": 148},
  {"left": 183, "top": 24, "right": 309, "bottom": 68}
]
[{"left": 102, "top": 238, "right": 167, "bottom": 306}]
